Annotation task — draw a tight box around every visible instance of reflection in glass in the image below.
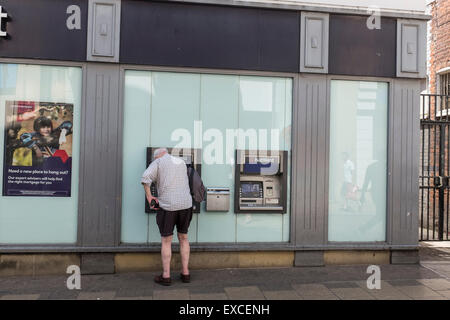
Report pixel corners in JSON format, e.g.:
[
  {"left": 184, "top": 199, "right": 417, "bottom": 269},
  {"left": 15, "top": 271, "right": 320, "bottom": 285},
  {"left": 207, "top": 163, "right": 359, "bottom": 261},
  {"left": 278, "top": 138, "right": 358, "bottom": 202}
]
[
  {"left": 122, "top": 71, "right": 292, "bottom": 243},
  {"left": 328, "top": 80, "right": 388, "bottom": 242},
  {"left": 239, "top": 79, "right": 273, "bottom": 112}
]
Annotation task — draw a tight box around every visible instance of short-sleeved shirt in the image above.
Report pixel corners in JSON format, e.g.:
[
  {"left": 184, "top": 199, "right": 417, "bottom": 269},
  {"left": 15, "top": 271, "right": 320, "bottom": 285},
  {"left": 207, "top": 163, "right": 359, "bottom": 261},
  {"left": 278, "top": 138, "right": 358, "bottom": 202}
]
[
  {"left": 343, "top": 159, "right": 355, "bottom": 183},
  {"left": 141, "top": 153, "right": 192, "bottom": 211}
]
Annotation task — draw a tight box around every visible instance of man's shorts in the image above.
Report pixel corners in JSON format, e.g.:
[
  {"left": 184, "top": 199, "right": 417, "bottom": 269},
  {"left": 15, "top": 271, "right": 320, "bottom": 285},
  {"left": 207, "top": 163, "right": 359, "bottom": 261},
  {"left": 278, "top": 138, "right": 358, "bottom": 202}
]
[{"left": 156, "top": 207, "right": 193, "bottom": 237}]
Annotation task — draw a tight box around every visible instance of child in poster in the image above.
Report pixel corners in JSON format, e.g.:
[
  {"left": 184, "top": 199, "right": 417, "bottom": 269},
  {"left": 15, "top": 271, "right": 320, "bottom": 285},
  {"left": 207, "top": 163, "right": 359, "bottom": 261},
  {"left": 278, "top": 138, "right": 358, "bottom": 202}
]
[{"left": 20, "top": 116, "right": 73, "bottom": 166}]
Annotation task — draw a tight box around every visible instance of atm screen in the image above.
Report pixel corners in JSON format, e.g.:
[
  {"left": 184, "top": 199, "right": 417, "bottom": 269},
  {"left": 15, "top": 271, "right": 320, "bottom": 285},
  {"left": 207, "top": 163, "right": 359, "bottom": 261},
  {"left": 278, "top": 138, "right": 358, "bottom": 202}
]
[{"left": 241, "top": 182, "right": 263, "bottom": 198}]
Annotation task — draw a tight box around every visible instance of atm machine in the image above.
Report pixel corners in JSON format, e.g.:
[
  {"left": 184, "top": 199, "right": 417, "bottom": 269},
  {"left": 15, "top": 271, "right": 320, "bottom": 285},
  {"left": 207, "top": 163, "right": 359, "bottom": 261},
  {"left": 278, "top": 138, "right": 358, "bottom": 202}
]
[
  {"left": 234, "top": 150, "right": 288, "bottom": 213},
  {"left": 145, "top": 147, "right": 202, "bottom": 214}
]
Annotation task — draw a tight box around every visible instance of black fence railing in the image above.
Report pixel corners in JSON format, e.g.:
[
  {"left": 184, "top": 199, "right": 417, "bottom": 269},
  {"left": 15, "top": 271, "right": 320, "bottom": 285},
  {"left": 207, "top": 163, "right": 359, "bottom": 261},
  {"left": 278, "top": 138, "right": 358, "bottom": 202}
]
[{"left": 420, "top": 94, "right": 450, "bottom": 241}]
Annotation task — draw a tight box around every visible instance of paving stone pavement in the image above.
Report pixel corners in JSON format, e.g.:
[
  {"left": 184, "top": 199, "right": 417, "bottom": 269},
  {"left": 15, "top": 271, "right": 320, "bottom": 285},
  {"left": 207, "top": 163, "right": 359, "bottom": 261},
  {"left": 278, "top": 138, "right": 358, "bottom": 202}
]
[{"left": 0, "top": 246, "right": 449, "bottom": 300}]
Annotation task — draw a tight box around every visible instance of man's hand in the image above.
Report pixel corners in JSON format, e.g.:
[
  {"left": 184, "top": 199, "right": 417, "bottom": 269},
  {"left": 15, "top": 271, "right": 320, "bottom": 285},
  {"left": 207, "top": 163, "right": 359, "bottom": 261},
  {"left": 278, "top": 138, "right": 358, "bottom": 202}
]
[
  {"left": 147, "top": 195, "right": 159, "bottom": 209},
  {"left": 143, "top": 183, "right": 159, "bottom": 209}
]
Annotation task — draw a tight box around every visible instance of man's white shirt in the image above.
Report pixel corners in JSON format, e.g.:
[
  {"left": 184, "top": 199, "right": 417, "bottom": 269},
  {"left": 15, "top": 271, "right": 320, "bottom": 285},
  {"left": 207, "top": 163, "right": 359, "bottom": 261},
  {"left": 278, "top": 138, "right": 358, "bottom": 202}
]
[{"left": 141, "top": 153, "right": 192, "bottom": 211}]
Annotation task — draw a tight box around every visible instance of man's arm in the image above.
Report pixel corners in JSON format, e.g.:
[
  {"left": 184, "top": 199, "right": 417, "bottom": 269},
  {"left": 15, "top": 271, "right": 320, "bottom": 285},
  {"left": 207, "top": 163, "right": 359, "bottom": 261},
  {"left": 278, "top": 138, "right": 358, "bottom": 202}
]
[
  {"left": 143, "top": 183, "right": 158, "bottom": 208},
  {"left": 141, "top": 161, "right": 159, "bottom": 208}
]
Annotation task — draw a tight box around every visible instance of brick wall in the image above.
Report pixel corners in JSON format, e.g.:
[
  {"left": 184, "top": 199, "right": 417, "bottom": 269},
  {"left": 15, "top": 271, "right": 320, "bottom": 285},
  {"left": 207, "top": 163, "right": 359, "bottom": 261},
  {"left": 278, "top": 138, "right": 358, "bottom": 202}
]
[
  {"left": 428, "top": 0, "right": 450, "bottom": 94},
  {"left": 421, "top": 0, "right": 449, "bottom": 240}
]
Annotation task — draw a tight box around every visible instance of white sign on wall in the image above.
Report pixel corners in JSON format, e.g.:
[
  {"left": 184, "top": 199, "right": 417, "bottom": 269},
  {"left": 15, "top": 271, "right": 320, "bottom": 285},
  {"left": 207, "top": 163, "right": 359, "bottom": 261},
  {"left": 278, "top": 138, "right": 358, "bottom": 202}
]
[{"left": 0, "top": 6, "right": 7, "bottom": 37}]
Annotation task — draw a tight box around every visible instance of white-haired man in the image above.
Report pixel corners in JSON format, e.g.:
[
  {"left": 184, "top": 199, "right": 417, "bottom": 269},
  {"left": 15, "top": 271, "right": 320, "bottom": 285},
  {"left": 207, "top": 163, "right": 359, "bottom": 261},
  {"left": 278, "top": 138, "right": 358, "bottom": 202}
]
[{"left": 141, "top": 148, "right": 193, "bottom": 286}]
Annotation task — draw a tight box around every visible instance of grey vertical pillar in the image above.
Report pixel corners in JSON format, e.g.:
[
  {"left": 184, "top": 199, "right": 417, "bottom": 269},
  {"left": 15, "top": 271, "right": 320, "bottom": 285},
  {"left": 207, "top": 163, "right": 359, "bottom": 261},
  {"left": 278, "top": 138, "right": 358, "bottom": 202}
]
[
  {"left": 78, "top": 63, "right": 122, "bottom": 247},
  {"left": 389, "top": 78, "right": 421, "bottom": 247},
  {"left": 292, "top": 74, "right": 328, "bottom": 266},
  {"left": 77, "top": 0, "right": 122, "bottom": 248}
]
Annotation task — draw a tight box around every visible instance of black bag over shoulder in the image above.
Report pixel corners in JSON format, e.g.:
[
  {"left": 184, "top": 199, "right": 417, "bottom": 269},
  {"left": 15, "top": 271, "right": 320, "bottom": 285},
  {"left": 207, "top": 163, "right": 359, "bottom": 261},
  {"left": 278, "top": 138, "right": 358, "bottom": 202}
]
[{"left": 187, "top": 165, "right": 206, "bottom": 203}]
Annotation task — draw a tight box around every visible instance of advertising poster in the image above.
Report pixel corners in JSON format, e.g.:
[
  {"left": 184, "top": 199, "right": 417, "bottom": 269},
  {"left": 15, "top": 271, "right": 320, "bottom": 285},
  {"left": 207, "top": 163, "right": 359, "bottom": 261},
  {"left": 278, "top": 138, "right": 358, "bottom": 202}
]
[{"left": 2, "top": 101, "right": 74, "bottom": 197}]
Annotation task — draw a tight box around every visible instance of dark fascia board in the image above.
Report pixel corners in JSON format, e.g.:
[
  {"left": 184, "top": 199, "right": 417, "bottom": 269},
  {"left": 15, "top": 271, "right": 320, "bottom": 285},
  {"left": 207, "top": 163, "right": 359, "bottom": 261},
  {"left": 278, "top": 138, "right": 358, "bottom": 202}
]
[{"left": 156, "top": 0, "right": 432, "bottom": 20}]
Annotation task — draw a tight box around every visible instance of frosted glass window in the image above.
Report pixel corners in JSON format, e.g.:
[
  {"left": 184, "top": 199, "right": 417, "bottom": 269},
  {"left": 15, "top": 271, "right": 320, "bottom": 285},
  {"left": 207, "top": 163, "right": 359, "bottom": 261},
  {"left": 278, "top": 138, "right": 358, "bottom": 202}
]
[
  {"left": 0, "top": 63, "right": 82, "bottom": 244},
  {"left": 240, "top": 79, "right": 273, "bottom": 112},
  {"left": 122, "top": 70, "right": 292, "bottom": 244},
  {"left": 328, "top": 80, "right": 388, "bottom": 242}
]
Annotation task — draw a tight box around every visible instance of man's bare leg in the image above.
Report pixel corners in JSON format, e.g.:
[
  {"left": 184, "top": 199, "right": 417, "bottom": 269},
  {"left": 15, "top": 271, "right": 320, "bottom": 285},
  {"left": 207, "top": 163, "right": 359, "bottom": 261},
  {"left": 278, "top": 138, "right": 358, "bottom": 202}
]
[
  {"left": 178, "top": 232, "right": 190, "bottom": 275},
  {"left": 161, "top": 235, "right": 173, "bottom": 278}
]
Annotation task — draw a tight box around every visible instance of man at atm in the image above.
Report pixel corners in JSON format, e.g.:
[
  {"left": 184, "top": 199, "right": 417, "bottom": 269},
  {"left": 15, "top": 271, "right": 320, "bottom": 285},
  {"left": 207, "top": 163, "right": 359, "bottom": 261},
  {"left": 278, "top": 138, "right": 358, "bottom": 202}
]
[{"left": 141, "top": 148, "right": 193, "bottom": 286}]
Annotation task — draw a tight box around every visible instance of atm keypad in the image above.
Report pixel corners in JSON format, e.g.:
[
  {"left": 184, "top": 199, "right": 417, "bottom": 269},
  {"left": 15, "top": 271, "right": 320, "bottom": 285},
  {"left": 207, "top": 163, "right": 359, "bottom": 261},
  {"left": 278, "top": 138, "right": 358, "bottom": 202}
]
[{"left": 150, "top": 183, "right": 158, "bottom": 197}]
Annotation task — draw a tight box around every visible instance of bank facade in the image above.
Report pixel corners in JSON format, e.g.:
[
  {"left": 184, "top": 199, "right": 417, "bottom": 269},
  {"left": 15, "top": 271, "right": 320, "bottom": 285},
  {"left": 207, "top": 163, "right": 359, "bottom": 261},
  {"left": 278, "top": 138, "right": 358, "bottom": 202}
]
[{"left": 0, "top": 0, "right": 429, "bottom": 275}]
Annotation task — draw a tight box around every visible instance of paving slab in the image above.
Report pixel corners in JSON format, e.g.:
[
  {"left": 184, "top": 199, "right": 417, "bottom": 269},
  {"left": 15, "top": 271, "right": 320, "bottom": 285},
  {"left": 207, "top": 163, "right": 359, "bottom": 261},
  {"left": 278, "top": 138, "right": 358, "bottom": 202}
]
[
  {"left": 396, "top": 285, "right": 444, "bottom": 299},
  {"left": 357, "top": 285, "right": 411, "bottom": 300},
  {"left": 421, "top": 242, "right": 450, "bottom": 248},
  {"left": 291, "top": 283, "right": 334, "bottom": 296},
  {"left": 190, "top": 293, "right": 229, "bottom": 300},
  {"left": 437, "top": 290, "right": 450, "bottom": 299},
  {"left": 115, "top": 296, "right": 153, "bottom": 300},
  {"left": 418, "top": 279, "right": 450, "bottom": 291},
  {"left": 188, "top": 286, "right": 230, "bottom": 295},
  {"left": 324, "top": 282, "right": 359, "bottom": 289},
  {"left": 421, "top": 262, "right": 450, "bottom": 278},
  {"left": 338, "top": 296, "right": 376, "bottom": 300},
  {"left": 153, "top": 289, "right": 190, "bottom": 300},
  {"left": 258, "top": 282, "right": 299, "bottom": 292},
  {"left": 300, "top": 294, "right": 339, "bottom": 300},
  {"left": 355, "top": 280, "right": 409, "bottom": 298},
  {"left": 414, "top": 296, "right": 448, "bottom": 300},
  {"left": 262, "top": 290, "right": 302, "bottom": 300},
  {"left": 0, "top": 294, "right": 40, "bottom": 300},
  {"left": 1, "top": 252, "right": 450, "bottom": 301},
  {"left": 355, "top": 280, "right": 398, "bottom": 291},
  {"left": 77, "top": 291, "right": 116, "bottom": 300},
  {"left": 329, "top": 287, "right": 375, "bottom": 300},
  {"left": 373, "top": 294, "right": 412, "bottom": 300},
  {"left": 224, "top": 286, "right": 265, "bottom": 300},
  {"left": 387, "top": 279, "right": 422, "bottom": 287},
  {"left": 46, "top": 290, "right": 80, "bottom": 300},
  {"left": 116, "top": 287, "right": 154, "bottom": 298}
]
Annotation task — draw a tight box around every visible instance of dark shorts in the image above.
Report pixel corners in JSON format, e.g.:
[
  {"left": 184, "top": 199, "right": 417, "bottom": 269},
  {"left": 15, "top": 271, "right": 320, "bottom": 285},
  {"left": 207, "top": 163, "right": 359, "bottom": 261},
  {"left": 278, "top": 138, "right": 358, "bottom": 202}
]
[{"left": 156, "top": 207, "right": 193, "bottom": 237}]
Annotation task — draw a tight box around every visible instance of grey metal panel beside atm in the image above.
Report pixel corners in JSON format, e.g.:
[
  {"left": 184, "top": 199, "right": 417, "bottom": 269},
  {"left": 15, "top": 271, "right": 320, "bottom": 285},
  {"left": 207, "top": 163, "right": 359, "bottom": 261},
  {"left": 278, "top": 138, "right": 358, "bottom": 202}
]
[
  {"left": 206, "top": 188, "right": 230, "bottom": 212},
  {"left": 292, "top": 74, "right": 328, "bottom": 246},
  {"left": 78, "top": 63, "right": 121, "bottom": 247},
  {"left": 389, "top": 79, "right": 421, "bottom": 245}
]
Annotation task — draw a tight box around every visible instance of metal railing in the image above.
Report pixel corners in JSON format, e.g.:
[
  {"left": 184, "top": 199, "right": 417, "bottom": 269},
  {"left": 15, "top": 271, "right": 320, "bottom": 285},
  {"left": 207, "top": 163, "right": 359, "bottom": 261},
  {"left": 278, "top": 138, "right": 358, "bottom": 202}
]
[{"left": 420, "top": 94, "right": 450, "bottom": 241}]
